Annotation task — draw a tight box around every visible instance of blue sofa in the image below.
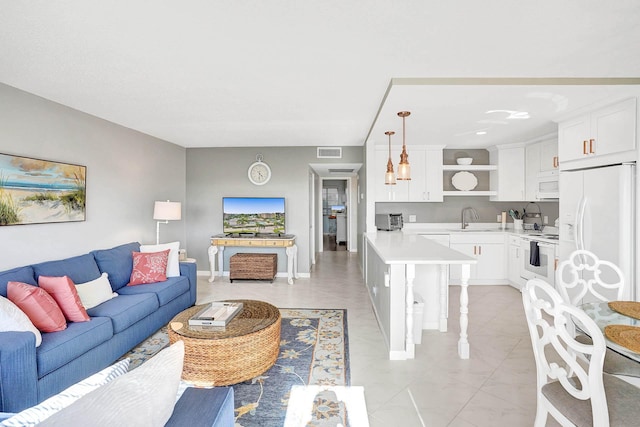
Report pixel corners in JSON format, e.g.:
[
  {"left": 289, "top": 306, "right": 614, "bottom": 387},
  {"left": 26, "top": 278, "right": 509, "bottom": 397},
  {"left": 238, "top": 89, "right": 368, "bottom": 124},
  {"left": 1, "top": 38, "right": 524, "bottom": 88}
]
[{"left": 0, "top": 242, "right": 197, "bottom": 413}]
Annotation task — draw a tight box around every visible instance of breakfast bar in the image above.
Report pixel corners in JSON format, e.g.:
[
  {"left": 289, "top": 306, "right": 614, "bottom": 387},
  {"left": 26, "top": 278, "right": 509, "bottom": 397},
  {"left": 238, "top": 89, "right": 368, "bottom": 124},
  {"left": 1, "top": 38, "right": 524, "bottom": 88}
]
[{"left": 364, "top": 232, "right": 477, "bottom": 360}]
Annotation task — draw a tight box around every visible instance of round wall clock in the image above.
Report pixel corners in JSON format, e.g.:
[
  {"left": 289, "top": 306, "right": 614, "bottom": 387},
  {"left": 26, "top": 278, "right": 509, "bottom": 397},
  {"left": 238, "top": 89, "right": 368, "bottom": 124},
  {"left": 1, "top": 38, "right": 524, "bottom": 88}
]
[{"left": 248, "top": 154, "right": 271, "bottom": 185}]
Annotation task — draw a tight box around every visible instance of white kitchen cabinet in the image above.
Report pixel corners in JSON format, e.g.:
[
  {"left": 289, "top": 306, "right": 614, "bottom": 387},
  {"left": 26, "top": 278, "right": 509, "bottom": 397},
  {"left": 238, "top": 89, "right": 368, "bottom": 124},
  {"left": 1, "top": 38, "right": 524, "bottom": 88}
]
[
  {"left": 449, "top": 233, "right": 507, "bottom": 285},
  {"left": 422, "top": 148, "right": 444, "bottom": 201},
  {"left": 539, "top": 138, "right": 559, "bottom": 174},
  {"left": 507, "top": 235, "right": 525, "bottom": 290},
  {"left": 489, "top": 146, "right": 526, "bottom": 201},
  {"left": 374, "top": 145, "right": 443, "bottom": 202},
  {"left": 558, "top": 98, "right": 637, "bottom": 167},
  {"left": 525, "top": 143, "right": 540, "bottom": 201},
  {"left": 525, "top": 136, "right": 559, "bottom": 201}
]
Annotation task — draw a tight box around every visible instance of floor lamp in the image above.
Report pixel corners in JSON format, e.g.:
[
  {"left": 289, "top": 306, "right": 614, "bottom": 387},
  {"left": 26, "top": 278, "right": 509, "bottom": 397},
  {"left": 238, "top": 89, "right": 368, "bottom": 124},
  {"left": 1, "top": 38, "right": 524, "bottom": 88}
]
[{"left": 153, "top": 200, "right": 181, "bottom": 244}]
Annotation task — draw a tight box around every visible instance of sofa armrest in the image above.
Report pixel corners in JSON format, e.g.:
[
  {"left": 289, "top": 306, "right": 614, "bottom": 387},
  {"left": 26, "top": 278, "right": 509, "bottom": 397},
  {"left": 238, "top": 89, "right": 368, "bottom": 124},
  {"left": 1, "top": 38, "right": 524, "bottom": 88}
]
[
  {"left": 0, "top": 332, "right": 38, "bottom": 413},
  {"left": 179, "top": 261, "right": 197, "bottom": 306},
  {"left": 164, "top": 387, "right": 234, "bottom": 427}
]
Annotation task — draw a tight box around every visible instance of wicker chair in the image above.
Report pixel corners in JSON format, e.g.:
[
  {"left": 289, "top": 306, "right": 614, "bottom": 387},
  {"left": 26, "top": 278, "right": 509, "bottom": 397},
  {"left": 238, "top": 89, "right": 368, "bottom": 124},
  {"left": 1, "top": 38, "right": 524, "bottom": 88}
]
[
  {"left": 522, "top": 278, "right": 640, "bottom": 426},
  {"left": 557, "top": 249, "right": 640, "bottom": 379}
]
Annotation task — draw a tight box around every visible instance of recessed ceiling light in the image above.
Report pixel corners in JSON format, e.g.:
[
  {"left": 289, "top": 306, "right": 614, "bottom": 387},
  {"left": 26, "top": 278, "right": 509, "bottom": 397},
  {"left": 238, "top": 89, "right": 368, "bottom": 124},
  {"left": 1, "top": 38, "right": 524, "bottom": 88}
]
[
  {"left": 485, "top": 110, "right": 530, "bottom": 119},
  {"left": 476, "top": 131, "right": 487, "bottom": 135}
]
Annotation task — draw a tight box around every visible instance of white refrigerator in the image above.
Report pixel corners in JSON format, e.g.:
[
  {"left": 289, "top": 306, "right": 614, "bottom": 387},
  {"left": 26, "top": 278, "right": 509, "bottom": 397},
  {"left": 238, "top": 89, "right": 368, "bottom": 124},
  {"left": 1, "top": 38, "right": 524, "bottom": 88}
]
[{"left": 559, "top": 163, "right": 636, "bottom": 301}]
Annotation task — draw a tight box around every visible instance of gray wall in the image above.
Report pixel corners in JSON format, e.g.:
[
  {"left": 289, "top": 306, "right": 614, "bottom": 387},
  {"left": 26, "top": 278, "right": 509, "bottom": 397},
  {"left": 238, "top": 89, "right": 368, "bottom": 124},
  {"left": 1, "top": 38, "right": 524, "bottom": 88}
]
[
  {"left": 0, "top": 83, "right": 186, "bottom": 270},
  {"left": 185, "top": 146, "right": 363, "bottom": 274}
]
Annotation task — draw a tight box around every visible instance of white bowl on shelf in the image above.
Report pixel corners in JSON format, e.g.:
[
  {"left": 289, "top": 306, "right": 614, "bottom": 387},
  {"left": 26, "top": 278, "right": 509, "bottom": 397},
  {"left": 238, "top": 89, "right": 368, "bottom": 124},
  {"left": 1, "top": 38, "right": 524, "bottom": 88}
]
[{"left": 456, "top": 157, "right": 473, "bottom": 165}]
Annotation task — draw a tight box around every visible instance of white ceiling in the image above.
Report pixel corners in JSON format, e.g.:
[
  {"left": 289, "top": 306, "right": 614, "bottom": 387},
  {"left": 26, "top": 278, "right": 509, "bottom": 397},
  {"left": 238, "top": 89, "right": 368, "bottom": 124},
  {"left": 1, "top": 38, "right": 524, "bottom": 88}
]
[
  {"left": 1, "top": 2, "right": 639, "bottom": 150},
  {"left": 370, "top": 79, "right": 640, "bottom": 148}
]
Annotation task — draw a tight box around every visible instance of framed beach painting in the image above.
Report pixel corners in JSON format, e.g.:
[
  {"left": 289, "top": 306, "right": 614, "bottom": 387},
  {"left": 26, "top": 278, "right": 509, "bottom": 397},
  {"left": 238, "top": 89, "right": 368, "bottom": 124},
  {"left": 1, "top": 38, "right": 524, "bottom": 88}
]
[{"left": 0, "top": 153, "right": 86, "bottom": 225}]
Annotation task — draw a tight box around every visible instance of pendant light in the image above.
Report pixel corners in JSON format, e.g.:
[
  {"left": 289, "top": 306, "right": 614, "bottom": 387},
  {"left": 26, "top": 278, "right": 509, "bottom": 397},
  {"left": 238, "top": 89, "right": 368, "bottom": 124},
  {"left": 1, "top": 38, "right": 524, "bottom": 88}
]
[
  {"left": 397, "top": 111, "right": 411, "bottom": 180},
  {"left": 384, "top": 131, "right": 396, "bottom": 185}
]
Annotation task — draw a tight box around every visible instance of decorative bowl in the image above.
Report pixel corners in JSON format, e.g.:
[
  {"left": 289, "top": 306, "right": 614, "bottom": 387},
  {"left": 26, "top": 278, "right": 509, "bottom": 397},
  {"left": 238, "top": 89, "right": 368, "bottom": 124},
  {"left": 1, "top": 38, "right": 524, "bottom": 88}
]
[{"left": 456, "top": 157, "right": 473, "bottom": 165}]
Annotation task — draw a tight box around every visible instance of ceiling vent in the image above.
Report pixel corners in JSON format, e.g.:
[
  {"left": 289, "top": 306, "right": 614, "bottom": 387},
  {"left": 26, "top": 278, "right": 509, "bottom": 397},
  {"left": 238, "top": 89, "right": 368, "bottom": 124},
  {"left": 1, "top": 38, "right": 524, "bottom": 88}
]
[
  {"left": 329, "top": 168, "right": 354, "bottom": 174},
  {"left": 317, "top": 147, "right": 342, "bottom": 159}
]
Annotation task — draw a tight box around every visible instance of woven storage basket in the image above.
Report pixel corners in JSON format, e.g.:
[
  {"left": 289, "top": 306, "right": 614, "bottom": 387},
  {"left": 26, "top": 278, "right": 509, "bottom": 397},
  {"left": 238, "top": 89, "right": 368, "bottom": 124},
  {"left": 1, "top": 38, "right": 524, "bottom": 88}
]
[
  {"left": 230, "top": 252, "right": 277, "bottom": 282},
  {"left": 168, "top": 300, "right": 281, "bottom": 386}
]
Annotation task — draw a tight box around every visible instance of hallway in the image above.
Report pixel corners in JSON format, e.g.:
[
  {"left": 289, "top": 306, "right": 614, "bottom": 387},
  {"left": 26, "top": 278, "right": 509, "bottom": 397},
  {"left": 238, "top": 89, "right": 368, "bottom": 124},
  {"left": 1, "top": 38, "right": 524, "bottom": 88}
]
[
  {"left": 322, "top": 233, "right": 347, "bottom": 251},
  {"left": 197, "top": 251, "right": 538, "bottom": 426}
]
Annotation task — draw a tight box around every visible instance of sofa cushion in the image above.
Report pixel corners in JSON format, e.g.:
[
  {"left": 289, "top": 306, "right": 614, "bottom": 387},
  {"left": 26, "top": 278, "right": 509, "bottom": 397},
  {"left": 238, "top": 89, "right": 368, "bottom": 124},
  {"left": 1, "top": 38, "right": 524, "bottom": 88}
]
[
  {"left": 140, "top": 241, "right": 180, "bottom": 277},
  {"left": 32, "top": 254, "right": 101, "bottom": 286},
  {"left": 7, "top": 282, "right": 67, "bottom": 333},
  {"left": 0, "top": 358, "right": 129, "bottom": 427},
  {"left": 129, "top": 250, "right": 169, "bottom": 286},
  {"left": 37, "top": 341, "right": 184, "bottom": 427},
  {"left": 91, "top": 242, "right": 141, "bottom": 291},
  {"left": 75, "top": 273, "right": 117, "bottom": 309},
  {"left": 0, "top": 295, "right": 42, "bottom": 347},
  {"left": 38, "top": 276, "right": 90, "bottom": 323},
  {"left": 0, "top": 266, "right": 37, "bottom": 296},
  {"left": 117, "top": 275, "right": 190, "bottom": 307},
  {"left": 86, "top": 293, "right": 158, "bottom": 334},
  {"left": 37, "top": 317, "right": 113, "bottom": 378}
]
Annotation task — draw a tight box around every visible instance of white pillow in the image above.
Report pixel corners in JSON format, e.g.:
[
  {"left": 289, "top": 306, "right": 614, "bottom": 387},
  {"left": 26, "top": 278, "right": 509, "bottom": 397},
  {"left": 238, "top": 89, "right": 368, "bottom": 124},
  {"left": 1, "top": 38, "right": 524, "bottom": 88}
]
[
  {"left": 37, "top": 341, "right": 184, "bottom": 427},
  {"left": 0, "top": 295, "right": 42, "bottom": 347},
  {"left": 140, "top": 241, "right": 180, "bottom": 277},
  {"left": 75, "top": 273, "right": 117, "bottom": 309},
  {"left": 0, "top": 358, "right": 130, "bottom": 427}
]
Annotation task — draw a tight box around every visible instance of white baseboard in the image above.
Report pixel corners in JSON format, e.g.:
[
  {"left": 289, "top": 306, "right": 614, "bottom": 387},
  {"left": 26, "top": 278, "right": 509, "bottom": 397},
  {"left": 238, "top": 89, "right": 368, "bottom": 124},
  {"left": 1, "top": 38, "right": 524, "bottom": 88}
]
[{"left": 196, "top": 270, "right": 310, "bottom": 279}]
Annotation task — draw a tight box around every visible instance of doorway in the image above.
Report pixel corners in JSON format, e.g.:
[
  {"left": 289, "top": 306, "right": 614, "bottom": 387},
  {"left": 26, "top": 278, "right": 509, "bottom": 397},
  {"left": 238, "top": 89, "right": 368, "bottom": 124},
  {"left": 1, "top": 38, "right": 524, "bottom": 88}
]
[{"left": 322, "top": 179, "right": 348, "bottom": 251}]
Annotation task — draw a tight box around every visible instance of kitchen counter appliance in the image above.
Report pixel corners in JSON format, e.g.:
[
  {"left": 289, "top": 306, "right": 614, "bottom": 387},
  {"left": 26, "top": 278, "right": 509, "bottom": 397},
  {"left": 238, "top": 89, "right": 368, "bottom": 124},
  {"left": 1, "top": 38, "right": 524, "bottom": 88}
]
[{"left": 376, "top": 213, "right": 403, "bottom": 231}]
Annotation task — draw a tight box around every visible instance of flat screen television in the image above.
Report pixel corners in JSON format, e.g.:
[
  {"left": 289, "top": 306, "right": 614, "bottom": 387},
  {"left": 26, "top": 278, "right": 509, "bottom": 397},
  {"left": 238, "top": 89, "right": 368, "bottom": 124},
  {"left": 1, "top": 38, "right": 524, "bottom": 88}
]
[{"left": 223, "top": 197, "right": 285, "bottom": 234}]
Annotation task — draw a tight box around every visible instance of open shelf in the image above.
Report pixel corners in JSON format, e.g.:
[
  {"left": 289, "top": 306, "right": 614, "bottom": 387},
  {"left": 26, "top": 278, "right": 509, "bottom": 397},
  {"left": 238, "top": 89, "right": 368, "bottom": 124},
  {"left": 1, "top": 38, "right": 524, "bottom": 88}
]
[
  {"left": 442, "top": 165, "right": 497, "bottom": 171},
  {"left": 443, "top": 190, "right": 497, "bottom": 197}
]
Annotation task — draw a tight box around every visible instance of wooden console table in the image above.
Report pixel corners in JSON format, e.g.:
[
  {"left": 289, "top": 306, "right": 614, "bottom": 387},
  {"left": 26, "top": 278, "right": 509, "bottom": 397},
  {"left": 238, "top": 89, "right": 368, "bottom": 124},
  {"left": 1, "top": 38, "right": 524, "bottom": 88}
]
[{"left": 208, "top": 234, "right": 298, "bottom": 284}]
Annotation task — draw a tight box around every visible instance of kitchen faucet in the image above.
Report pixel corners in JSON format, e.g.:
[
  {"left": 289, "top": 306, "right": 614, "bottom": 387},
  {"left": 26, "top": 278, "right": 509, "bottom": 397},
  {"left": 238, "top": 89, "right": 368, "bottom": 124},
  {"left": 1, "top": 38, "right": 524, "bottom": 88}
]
[{"left": 461, "top": 207, "right": 479, "bottom": 230}]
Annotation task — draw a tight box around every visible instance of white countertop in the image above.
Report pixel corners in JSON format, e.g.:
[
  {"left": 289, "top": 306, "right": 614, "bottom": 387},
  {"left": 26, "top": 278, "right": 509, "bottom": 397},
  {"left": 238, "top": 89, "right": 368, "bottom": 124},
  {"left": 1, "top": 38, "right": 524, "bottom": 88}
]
[
  {"left": 399, "top": 223, "right": 560, "bottom": 244},
  {"left": 365, "top": 231, "right": 477, "bottom": 265}
]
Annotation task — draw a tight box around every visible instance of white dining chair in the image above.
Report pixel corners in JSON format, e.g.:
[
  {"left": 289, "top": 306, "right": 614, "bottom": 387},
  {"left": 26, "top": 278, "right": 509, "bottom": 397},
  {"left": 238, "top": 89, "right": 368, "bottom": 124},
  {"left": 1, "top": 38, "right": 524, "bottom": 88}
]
[
  {"left": 557, "top": 249, "right": 625, "bottom": 306},
  {"left": 556, "top": 249, "right": 640, "bottom": 379},
  {"left": 522, "top": 278, "right": 640, "bottom": 426}
]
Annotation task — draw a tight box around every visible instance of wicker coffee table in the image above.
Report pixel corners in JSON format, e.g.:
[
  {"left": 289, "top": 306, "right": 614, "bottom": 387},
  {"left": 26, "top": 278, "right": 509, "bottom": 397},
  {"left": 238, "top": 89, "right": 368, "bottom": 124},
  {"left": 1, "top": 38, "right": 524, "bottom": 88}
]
[{"left": 168, "top": 299, "right": 281, "bottom": 386}]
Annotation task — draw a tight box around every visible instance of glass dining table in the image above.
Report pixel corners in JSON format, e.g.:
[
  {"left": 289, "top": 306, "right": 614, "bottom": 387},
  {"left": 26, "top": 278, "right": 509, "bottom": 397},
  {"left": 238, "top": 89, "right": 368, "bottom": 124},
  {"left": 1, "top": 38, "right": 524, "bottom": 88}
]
[{"left": 581, "top": 301, "right": 640, "bottom": 363}]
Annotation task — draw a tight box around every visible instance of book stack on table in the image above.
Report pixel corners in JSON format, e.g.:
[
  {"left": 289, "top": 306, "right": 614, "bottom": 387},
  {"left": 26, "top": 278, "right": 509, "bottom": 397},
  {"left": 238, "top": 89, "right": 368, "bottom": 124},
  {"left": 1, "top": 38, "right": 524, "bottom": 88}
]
[{"left": 189, "top": 302, "right": 243, "bottom": 328}]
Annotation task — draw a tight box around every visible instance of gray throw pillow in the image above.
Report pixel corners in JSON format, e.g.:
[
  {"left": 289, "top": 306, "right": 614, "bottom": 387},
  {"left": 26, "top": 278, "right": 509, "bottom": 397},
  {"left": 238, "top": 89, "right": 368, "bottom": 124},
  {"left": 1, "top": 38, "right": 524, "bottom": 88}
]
[{"left": 38, "top": 341, "right": 184, "bottom": 427}]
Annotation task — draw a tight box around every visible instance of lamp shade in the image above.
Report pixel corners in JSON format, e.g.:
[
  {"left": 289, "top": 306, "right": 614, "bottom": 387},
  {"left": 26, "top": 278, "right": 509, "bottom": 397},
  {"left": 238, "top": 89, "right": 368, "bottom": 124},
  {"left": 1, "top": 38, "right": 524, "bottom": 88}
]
[{"left": 153, "top": 201, "right": 181, "bottom": 221}]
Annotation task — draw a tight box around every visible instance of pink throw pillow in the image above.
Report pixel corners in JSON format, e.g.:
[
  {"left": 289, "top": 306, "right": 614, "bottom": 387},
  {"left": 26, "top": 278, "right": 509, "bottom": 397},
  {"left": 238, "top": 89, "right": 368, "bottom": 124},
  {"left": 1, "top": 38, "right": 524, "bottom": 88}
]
[
  {"left": 128, "top": 249, "right": 170, "bottom": 286},
  {"left": 38, "top": 276, "right": 90, "bottom": 322},
  {"left": 7, "top": 281, "right": 67, "bottom": 332}
]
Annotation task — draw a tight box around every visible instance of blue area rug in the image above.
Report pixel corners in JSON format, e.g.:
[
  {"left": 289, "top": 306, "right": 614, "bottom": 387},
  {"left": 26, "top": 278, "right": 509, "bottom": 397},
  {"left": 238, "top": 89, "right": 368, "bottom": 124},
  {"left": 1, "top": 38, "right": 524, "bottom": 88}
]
[{"left": 123, "top": 308, "right": 350, "bottom": 426}]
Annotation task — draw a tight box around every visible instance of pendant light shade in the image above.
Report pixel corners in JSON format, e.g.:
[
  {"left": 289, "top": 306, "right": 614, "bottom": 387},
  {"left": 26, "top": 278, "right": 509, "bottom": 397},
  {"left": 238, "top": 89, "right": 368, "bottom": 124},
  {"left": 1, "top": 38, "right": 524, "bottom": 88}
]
[
  {"left": 384, "top": 131, "right": 396, "bottom": 185},
  {"left": 397, "top": 111, "right": 411, "bottom": 180}
]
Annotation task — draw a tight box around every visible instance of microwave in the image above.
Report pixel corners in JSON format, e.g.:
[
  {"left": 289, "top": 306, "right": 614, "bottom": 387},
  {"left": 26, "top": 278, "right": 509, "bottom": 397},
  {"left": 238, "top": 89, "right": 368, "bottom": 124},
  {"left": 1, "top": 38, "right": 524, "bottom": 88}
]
[{"left": 375, "top": 213, "right": 403, "bottom": 231}]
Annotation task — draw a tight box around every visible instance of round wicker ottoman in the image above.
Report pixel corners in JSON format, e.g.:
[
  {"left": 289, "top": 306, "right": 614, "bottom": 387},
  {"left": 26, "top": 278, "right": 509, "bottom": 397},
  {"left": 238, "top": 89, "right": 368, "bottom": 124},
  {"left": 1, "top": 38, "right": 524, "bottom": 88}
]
[{"left": 168, "top": 299, "right": 281, "bottom": 386}]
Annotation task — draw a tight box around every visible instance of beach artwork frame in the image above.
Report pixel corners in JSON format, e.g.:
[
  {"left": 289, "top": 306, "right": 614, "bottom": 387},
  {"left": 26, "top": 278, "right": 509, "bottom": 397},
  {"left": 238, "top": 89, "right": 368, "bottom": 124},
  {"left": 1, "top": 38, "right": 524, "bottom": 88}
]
[{"left": 0, "top": 153, "right": 86, "bottom": 225}]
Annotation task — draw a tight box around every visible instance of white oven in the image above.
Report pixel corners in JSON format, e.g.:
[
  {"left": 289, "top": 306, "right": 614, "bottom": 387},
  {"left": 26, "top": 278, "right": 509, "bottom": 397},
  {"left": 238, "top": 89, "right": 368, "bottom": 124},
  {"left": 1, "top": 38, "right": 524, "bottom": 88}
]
[{"left": 520, "top": 236, "right": 558, "bottom": 286}]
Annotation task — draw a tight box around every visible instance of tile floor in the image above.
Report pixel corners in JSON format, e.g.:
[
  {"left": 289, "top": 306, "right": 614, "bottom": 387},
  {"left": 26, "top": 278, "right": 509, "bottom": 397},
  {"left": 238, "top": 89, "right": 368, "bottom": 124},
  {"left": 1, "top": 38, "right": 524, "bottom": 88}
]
[{"left": 197, "top": 251, "right": 547, "bottom": 426}]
